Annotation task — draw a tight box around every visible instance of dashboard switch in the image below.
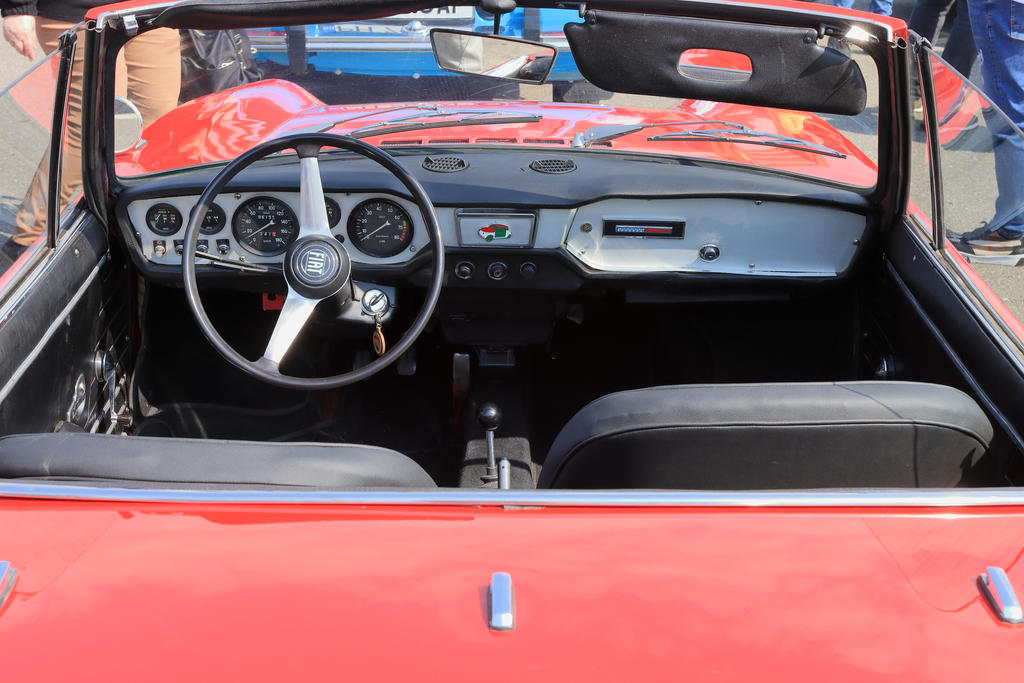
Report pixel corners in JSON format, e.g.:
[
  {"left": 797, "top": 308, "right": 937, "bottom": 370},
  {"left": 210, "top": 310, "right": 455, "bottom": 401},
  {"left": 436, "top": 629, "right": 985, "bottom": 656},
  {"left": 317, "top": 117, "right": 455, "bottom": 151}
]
[
  {"left": 197, "top": 239, "right": 209, "bottom": 253},
  {"left": 153, "top": 240, "right": 166, "bottom": 257},
  {"left": 519, "top": 261, "right": 537, "bottom": 279},
  {"left": 173, "top": 240, "right": 184, "bottom": 256},
  {"left": 455, "top": 260, "right": 475, "bottom": 280},
  {"left": 487, "top": 262, "right": 508, "bottom": 281},
  {"left": 216, "top": 239, "right": 230, "bottom": 255}
]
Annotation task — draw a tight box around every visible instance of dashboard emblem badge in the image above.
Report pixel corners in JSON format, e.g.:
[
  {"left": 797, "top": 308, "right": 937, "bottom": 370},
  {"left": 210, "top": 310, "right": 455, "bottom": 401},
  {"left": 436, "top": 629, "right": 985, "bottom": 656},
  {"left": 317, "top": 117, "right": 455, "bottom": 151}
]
[
  {"left": 302, "top": 248, "right": 327, "bottom": 277},
  {"left": 292, "top": 241, "right": 340, "bottom": 286},
  {"left": 478, "top": 224, "right": 511, "bottom": 242}
]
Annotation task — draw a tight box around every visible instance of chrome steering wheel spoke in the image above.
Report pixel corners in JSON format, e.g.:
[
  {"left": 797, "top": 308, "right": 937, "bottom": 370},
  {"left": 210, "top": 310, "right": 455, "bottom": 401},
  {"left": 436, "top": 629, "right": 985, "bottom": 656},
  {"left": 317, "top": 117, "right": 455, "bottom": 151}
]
[
  {"left": 260, "top": 288, "right": 321, "bottom": 368},
  {"left": 298, "top": 152, "right": 334, "bottom": 240}
]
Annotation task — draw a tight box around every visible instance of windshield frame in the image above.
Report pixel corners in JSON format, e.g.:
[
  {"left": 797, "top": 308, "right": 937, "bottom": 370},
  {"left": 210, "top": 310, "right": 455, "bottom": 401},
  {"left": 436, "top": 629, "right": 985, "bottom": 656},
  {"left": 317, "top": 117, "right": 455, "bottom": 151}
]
[{"left": 87, "top": 0, "right": 903, "bottom": 208}]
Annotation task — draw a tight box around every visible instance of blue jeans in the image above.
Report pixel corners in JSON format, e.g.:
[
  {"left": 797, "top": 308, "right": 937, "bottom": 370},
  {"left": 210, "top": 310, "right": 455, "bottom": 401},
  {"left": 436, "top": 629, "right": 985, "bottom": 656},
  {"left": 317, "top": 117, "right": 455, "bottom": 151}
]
[
  {"left": 967, "top": 0, "right": 1024, "bottom": 236},
  {"left": 832, "top": 0, "right": 894, "bottom": 16},
  {"left": 910, "top": 0, "right": 978, "bottom": 76}
]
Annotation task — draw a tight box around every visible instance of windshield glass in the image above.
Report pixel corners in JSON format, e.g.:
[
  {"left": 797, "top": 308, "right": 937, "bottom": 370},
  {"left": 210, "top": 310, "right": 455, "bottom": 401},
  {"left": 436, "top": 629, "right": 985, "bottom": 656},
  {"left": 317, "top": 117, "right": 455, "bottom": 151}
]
[{"left": 114, "top": 10, "right": 881, "bottom": 188}]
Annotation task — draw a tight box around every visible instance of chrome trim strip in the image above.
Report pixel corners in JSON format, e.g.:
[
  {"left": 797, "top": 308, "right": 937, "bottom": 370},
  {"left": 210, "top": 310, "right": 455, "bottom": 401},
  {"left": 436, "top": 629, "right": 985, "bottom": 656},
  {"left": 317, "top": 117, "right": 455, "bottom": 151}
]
[
  {"left": 0, "top": 561, "right": 17, "bottom": 612},
  {"left": 250, "top": 36, "right": 572, "bottom": 53},
  {"left": 94, "top": 2, "right": 181, "bottom": 32},
  {"left": 0, "top": 256, "right": 106, "bottom": 405},
  {"left": 3, "top": 483, "right": 1024, "bottom": 507},
  {"left": 0, "top": 210, "right": 91, "bottom": 330},
  {"left": 979, "top": 567, "right": 1023, "bottom": 624},
  {"left": 942, "top": 248, "right": 1024, "bottom": 363},
  {"left": 488, "top": 572, "right": 514, "bottom": 631}
]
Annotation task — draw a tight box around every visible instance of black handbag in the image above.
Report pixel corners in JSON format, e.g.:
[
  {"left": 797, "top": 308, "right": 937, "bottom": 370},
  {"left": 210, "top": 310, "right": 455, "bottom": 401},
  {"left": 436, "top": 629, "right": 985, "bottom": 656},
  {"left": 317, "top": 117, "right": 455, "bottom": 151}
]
[{"left": 180, "top": 29, "right": 263, "bottom": 103}]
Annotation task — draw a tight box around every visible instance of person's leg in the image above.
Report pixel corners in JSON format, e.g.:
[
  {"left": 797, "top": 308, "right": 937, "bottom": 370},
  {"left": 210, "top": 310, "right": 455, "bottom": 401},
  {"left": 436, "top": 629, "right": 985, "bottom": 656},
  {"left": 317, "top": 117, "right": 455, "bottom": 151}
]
[
  {"left": 831, "top": 0, "right": 855, "bottom": 8},
  {"left": 869, "top": 0, "right": 894, "bottom": 17},
  {"left": 910, "top": 0, "right": 957, "bottom": 42},
  {"left": 120, "top": 28, "right": 181, "bottom": 127},
  {"left": 940, "top": 0, "right": 979, "bottom": 77},
  {"left": 10, "top": 18, "right": 82, "bottom": 247},
  {"left": 967, "top": 0, "right": 1024, "bottom": 237}
]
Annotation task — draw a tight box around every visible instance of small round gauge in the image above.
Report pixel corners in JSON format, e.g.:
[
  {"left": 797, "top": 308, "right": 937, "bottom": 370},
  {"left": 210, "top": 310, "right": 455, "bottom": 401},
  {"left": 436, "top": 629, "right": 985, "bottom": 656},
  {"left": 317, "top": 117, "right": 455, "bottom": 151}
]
[
  {"left": 346, "top": 199, "right": 413, "bottom": 258},
  {"left": 146, "top": 203, "right": 182, "bottom": 236},
  {"left": 199, "top": 203, "right": 227, "bottom": 235},
  {"left": 325, "top": 197, "right": 341, "bottom": 229},
  {"left": 232, "top": 197, "right": 299, "bottom": 255}
]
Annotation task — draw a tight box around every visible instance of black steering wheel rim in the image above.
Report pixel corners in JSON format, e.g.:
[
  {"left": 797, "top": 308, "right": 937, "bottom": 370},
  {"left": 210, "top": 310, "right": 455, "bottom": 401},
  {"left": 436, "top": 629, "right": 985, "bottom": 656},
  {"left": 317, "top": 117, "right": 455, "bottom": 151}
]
[{"left": 181, "top": 133, "right": 445, "bottom": 390}]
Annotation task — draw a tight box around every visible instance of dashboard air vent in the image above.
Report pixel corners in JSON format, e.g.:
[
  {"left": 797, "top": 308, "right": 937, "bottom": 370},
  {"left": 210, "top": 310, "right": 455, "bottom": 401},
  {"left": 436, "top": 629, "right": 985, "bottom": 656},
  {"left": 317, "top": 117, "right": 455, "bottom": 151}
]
[
  {"left": 422, "top": 155, "right": 469, "bottom": 173},
  {"left": 529, "top": 158, "right": 577, "bottom": 174}
]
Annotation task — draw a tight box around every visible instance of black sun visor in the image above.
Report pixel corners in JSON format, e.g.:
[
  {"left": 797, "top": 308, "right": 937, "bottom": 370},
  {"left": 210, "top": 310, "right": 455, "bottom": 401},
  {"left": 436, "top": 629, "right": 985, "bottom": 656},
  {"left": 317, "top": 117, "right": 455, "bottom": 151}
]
[{"left": 564, "top": 11, "right": 867, "bottom": 116}]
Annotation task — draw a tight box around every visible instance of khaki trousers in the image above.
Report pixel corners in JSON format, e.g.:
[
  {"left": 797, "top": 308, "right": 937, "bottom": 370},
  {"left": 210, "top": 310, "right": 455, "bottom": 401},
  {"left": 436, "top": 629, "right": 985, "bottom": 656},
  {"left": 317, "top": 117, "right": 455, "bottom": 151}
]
[{"left": 12, "top": 20, "right": 181, "bottom": 246}]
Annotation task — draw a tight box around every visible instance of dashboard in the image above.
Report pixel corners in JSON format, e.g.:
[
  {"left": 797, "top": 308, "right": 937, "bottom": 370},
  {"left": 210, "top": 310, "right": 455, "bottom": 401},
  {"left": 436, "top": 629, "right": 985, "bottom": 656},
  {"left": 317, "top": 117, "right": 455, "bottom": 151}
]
[{"left": 126, "top": 193, "right": 867, "bottom": 280}]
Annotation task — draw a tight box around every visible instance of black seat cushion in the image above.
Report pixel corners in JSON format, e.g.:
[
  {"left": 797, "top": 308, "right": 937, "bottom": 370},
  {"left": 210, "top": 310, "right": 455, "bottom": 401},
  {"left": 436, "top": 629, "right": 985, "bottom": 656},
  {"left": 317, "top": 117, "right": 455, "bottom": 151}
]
[
  {"left": 538, "top": 381, "right": 993, "bottom": 489},
  {"left": 0, "top": 433, "right": 436, "bottom": 488}
]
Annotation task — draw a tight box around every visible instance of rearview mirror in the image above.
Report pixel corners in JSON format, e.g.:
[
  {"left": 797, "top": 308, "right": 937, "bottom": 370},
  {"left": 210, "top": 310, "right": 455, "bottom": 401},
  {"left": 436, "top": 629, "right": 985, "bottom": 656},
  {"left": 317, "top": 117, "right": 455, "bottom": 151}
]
[{"left": 430, "top": 29, "right": 556, "bottom": 84}]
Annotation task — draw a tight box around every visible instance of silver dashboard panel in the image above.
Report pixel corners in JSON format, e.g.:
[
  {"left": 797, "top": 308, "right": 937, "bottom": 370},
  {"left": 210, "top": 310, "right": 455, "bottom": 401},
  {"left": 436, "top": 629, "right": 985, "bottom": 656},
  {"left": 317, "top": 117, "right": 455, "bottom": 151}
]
[
  {"left": 564, "top": 198, "right": 865, "bottom": 277},
  {"left": 127, "top": 192, "right": 430, "bottom": 266},
  {"left": 128, "top": 193, "right": 862, "bottom": 278}
]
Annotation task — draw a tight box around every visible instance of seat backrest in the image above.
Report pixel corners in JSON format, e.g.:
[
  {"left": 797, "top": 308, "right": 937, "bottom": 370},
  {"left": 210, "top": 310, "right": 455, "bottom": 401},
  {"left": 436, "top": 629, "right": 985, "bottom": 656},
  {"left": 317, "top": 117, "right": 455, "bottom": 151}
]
[
  {"left": 538, "top": 381, "right": 993, "bottom": 489},
  {"left": 0, "top": 433, "right": 436, "bottom": 489}
]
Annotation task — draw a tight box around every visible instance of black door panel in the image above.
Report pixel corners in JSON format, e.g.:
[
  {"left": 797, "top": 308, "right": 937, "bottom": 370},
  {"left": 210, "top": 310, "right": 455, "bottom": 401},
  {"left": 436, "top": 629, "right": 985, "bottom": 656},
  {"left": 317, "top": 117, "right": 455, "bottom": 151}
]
[{"left": 0, "top": 214, "right": 130, "bottom": 434}]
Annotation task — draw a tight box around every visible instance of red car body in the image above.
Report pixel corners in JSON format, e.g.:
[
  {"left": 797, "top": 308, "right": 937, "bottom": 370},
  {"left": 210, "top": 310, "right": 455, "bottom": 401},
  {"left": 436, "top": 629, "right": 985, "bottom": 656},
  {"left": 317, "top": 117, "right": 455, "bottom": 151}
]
[
  {"left": 1, "top": 498, "right": 1023, "bottom": 681},
  {"left": 117, "top": 79, "right": 878, "bottom": 186}
]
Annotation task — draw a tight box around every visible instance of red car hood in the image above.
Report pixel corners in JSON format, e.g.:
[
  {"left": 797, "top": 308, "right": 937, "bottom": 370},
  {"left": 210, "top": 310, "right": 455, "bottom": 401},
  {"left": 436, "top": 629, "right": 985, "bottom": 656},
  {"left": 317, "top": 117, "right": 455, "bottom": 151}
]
[
  {"left": 117, "top": 79, "right": 876, "bottom": 186},
  {"left": 0, "top": 500, "right": 1021, "bottom": 681}
]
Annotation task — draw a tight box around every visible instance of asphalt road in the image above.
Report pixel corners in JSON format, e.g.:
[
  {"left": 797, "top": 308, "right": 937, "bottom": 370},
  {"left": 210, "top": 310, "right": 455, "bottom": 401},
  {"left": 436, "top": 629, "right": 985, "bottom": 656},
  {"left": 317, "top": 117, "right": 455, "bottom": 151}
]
[{"left": 0, "top": 25, "right": 1021, "bottom": 323}]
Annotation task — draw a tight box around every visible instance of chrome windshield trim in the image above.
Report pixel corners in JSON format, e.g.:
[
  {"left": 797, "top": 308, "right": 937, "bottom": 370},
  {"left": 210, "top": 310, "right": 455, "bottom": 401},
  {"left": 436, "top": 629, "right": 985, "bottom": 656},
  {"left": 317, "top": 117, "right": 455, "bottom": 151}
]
[
  {"left": 249, "top": 35, "right": 571, "bottom": 52},
  {"left": 94, "top": 2, "right": 182, "bottom": 31},
  {"left": 2, "top": 483, "right": 1024, "bottom": 507}
]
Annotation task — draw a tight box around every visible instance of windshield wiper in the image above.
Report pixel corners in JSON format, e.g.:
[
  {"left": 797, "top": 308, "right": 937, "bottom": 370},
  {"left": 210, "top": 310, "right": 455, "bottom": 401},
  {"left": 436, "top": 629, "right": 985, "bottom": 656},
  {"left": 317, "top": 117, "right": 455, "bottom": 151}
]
[
  {"left": 572, "top": 120, "right": 746, "bottom": 148},
  {"left": 288, "top": 105, "right": 542, "bottom": 139},
  {"left": 649, "top": 127, "right": 846, "bottom": 159},
  {"left": 573, "top": 120, "right": 846, "bottom": 158},
  {"left": 348, "top": 110, "right": 542, "bottom": 139}
]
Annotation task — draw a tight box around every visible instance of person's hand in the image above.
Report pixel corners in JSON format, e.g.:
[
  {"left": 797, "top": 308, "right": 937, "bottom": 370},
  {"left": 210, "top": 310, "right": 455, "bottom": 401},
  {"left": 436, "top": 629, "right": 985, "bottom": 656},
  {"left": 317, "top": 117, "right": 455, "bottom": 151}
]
[{"left": 2, "top": 15, "right": 36, "bottom": 60}]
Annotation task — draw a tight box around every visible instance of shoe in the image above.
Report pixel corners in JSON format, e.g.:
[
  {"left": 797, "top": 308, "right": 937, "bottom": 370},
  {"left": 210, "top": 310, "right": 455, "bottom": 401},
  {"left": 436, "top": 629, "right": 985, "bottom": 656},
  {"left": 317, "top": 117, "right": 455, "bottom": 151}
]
[{"left": 952, "top": 227, "right": 1024, "bottom": 264}]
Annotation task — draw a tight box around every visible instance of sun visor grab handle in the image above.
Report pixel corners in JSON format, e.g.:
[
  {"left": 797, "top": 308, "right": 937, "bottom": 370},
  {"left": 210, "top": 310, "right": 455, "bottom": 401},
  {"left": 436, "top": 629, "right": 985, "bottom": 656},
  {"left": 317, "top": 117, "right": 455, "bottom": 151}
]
[{"left": 564, "top": 12, "right": 867, "bottom": 116}]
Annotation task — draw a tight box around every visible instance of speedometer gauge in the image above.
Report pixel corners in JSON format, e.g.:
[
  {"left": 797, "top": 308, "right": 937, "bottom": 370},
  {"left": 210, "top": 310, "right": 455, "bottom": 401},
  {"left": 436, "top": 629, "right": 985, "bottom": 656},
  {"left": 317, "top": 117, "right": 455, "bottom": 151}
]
[
  {"left": 347, "top": 199, "right": 413, "bottom": 258},
  {"left": 232, "top": 197, "right": 298, "bottom": 255}
]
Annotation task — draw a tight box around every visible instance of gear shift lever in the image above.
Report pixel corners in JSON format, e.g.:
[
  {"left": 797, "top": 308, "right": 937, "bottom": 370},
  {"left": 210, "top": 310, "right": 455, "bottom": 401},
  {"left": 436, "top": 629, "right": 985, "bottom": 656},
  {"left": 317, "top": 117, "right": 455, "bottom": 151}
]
[{"left": 477, "top": 402, "right": 501, "bottom": 484}]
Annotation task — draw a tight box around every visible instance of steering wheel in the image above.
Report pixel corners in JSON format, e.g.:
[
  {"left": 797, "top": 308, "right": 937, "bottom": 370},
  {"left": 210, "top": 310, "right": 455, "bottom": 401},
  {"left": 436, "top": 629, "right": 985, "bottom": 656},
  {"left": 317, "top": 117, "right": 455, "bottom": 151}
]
[{"left": 181, "top": 133, "right": 444, "bottom": 390}]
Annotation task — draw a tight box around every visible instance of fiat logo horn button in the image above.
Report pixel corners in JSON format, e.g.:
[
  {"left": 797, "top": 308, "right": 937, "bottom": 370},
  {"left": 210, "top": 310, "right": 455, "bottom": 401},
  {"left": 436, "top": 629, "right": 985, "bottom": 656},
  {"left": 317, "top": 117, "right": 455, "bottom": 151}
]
[{"left": 285, "top": 237, "right": 350, "bottom": 298}]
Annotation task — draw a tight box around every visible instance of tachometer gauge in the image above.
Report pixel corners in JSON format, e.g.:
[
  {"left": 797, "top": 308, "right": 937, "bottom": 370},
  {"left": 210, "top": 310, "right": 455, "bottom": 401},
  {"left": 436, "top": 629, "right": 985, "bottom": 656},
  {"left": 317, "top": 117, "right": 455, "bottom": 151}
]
[
  {"left": 232, "top": 197, "right": 299, "bottom": 255},
  {"left": 325, "top": 197, "right": 341, "bottom": 229},
  {"left": 146, "top": 203, "right": 182, "bottom": 236},
  {"left": 199, "top": 203, "right": 227, "bottom": 235},
  {"left": 347, "top": 199, "right": 413, "bottom": 258}
]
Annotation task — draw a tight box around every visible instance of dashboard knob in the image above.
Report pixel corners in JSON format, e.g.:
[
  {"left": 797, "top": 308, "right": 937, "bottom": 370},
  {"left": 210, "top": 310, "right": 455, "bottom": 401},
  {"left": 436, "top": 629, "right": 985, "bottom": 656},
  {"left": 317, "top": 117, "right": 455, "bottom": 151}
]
[
  {"left": 455, "top": 260, "right": 475, "bottom": 280},
  {"left": 487, "top": 262, "right": 508, "bottom": 281},
  {"left": 699, "top": 244, "right": 721, "bottom": 262},
  {"left": 519, "top": 261, "right": 537, "bottom": 279}
]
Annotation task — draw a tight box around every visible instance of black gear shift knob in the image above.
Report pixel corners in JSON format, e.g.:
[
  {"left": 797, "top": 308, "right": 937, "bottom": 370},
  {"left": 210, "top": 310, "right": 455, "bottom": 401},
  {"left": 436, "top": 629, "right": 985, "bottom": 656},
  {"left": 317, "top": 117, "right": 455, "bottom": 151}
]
[{"left": 477, "top": 402, "right": 502, "bottom": 432}]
